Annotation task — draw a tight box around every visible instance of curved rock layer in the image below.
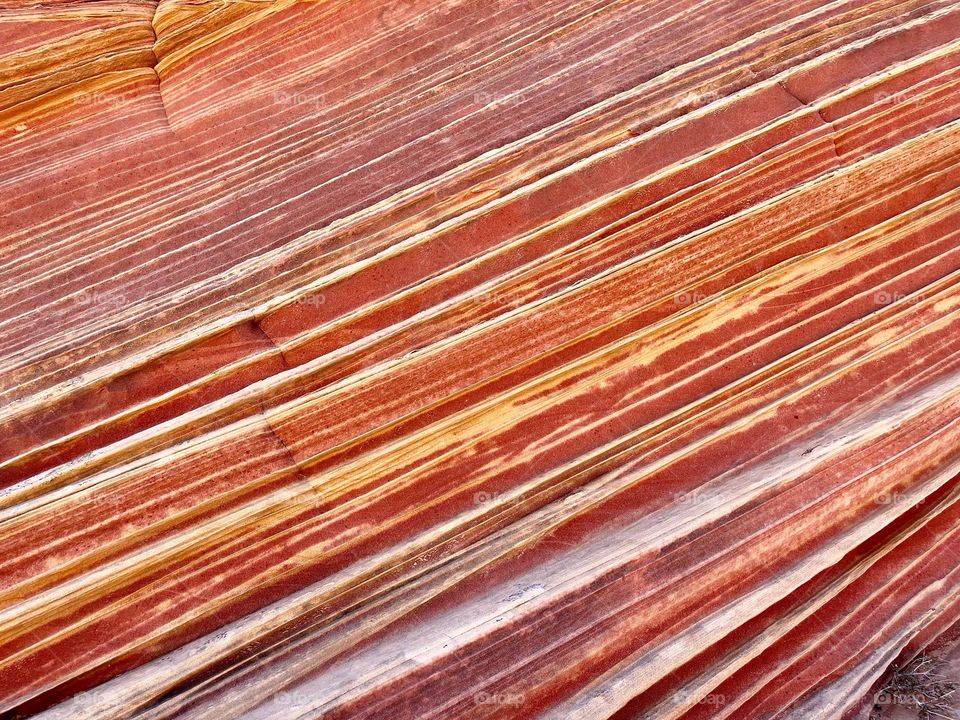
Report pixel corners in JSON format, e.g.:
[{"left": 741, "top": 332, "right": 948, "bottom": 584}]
[{"left": 3, "top": 0, "right": 960, "bottom": 718}]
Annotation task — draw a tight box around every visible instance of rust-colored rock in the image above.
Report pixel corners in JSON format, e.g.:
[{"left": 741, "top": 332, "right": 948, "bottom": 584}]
[{"left": 2, "top": 1, "right": 960, "bottom": 718}]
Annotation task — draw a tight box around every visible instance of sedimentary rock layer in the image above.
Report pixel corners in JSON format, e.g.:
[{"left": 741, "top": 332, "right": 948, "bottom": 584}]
[{"left": 2, "top": 0, "right": 960, "bottom": 718}]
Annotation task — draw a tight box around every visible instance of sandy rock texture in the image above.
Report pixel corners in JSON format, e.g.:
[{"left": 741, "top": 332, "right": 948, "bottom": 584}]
[{"left": 3, "top": 0, "right": 960, "bottom": 718}]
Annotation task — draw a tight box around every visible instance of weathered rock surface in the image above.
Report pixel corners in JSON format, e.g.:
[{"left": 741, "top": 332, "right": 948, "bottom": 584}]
[{"left": 2, "top": 0, "right": 960, "bottom": 718}]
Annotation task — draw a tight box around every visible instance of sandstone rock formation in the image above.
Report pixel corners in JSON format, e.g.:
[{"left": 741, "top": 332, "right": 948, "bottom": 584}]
[{"left": 3, "top": 1, "right": 960, "bottom": 718}]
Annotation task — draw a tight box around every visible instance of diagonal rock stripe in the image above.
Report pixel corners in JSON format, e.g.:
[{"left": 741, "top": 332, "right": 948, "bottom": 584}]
[{"left": 3, "top": 1, "right": 960, "bottom": 718}]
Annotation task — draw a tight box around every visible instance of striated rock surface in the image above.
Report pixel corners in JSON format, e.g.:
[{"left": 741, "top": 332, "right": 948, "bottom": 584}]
[{"left": 2, "top": 0, "right": 960, "bottom": 718}]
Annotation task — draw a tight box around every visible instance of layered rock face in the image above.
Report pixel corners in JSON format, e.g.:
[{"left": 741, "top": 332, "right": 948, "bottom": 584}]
[{"left": 3, "top": 1, "right": 960, "bottom": 718}]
